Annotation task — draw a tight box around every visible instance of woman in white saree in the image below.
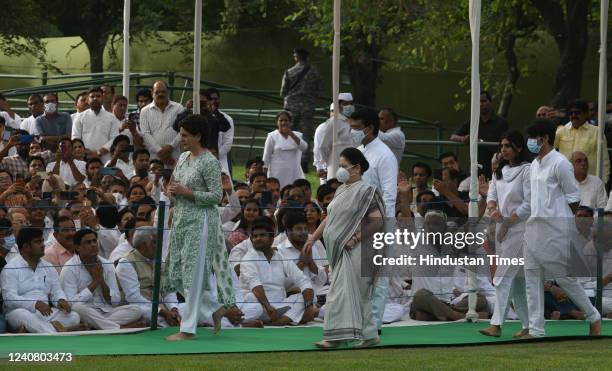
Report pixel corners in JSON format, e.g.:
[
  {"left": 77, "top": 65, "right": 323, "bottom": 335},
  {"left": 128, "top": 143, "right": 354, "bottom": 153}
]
[{"left": 305, "top": 148, "right": 385, "bottom": 349}]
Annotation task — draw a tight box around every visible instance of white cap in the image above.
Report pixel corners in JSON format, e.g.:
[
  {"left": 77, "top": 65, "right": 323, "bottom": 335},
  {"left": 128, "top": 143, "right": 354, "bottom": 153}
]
[{"left": 338, "top": 92, "right": 353, "bottom": 102}]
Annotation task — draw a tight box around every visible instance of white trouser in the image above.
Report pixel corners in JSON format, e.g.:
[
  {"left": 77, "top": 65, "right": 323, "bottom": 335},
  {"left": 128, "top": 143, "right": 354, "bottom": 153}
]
[
  {"left": 179, "top": 214, "right": 222, "bottom": 334},
  {"left": 371, "top": 276, "right": 389, "bottom": 329},
  {"left": 6, "top": 307, "right": 80, "bottom": 333},
  {"left": 525, "top": 266, "right": 601, "bottom": 337},
  {"left": 72, "top": 303, "right": 142, "bottom": 330},
  {"left": 240, "top": 292, "right": 305, "bottom": 324},
  {"left": 490, "top": 276, "right": 529, "bottom": 328}
]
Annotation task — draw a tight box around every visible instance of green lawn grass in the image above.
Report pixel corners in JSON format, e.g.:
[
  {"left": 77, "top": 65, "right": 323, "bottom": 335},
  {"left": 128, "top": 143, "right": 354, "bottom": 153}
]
[{"left": 10, "top": 339, "right": 611, "bottom": 370}]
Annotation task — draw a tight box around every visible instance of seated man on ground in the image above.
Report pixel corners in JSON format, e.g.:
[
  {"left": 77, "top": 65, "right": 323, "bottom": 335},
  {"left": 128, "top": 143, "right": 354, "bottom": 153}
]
[
  {"left": 60, "top": 228, "right": 143, "bottom": 330},
  {"left": 277, "top": 211, "right": 328, "bottom": 298},
  {"left": 239, "top": 216, "right": 317, "bottom": 326},
  {"left": 0, "top": 227, "right": 82, "bottom": 333},
  {"left": 116, "top": 227, "right": 182, "bottom": 327},
  {"left": 409, "top": 211, "right": 490, "bottom": 321}
]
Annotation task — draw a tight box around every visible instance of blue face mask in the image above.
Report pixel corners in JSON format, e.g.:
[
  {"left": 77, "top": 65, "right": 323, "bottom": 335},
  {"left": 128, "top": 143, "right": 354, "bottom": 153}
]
[
  {"left": 342, "top": 105, "right": 355, "bottom": 118},
  {"left": 527, "top": 138, "right": 542, "bottom": 154},
  {"left": 2, "top": 234, "right": 15, "bottom": 251}
]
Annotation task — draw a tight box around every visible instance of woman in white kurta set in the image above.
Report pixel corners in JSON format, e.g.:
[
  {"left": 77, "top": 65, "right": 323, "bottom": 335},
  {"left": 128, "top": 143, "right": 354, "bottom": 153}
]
[
  {"left": 479, "top": 131, "right": 530, "bottom": 338},
  {"left": 262, "top": 111, "right": 308, "bottom": 188}
]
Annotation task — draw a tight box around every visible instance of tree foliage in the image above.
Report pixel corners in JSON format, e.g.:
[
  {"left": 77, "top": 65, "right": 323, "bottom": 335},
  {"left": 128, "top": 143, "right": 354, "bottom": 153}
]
[{"left": 0, "top": 0, "right": 57, "bottom": 72}]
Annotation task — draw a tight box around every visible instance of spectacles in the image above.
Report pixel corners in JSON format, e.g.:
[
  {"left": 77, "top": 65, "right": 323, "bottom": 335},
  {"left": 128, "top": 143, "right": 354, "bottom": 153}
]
[{"left": 569, "top": 110, "right": 583, "bottom": 116}]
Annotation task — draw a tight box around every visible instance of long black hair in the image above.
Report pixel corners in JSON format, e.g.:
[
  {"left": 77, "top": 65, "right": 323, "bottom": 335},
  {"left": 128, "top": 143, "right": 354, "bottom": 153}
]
[{"left": 494, "top": 130, "right": 532, "bottom": 180}]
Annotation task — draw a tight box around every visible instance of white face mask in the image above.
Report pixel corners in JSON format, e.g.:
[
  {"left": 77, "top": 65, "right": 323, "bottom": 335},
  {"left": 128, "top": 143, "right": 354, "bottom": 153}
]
[
  {"left": 44, "top": 102, "right": 57, "bottom": 114},
  {"left": 350, "top": 128, "right": 366, "bottom": 145},
  {"left": 73, "top": 219, "right": 81, "bottom": 229},
  {"left": 336, "top": 164, "right": 356, "bottom": 183}
]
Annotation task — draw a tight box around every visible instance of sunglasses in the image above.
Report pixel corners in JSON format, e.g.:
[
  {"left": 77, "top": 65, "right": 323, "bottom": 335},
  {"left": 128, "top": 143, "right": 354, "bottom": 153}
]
[{"left": 569, "top": 110, "right": 583, "bottom": 116}]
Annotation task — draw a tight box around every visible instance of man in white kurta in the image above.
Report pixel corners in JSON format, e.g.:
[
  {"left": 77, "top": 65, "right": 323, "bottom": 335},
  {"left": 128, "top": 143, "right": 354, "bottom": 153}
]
[
  {"left": 378, "top": 108, "right": 405, "bottom": 165},
  {"left": 350, "top": 108, "right": 399, "bottom": 332},
  {"left": 524, "top": 120, "right": 601, "bottom": 337},
  {"left": 239, "top": 217, "right": 316, "bottom": 325},
  {"left": 138, "top": 81, "right": 184, "bottom": 165},
  {"left": 115, "top": 227, "right": 182, "bottom": 327},
  {"left": 312, "top": 103, "right": 333, "bottom": 184},
  {"left": 61, "top": 229, "right": 142, "bottom": 330},
  {"left": 207, "top": 88, "right": 234, "bottom": 175},
  {"left": 317, "top": 93, "right": 356, "bottom": 182},
  {"left": 0, "top": 227, "right": 80, "bottom": 333},
  {"left": 570, "top": 151, "right": 608, "bottom": 210},
  {"left": 276, "top": 213, "right": 328, "bottom": 296},
  {"left": 71, "top": 88, "right": 121, "bottom": 163}
]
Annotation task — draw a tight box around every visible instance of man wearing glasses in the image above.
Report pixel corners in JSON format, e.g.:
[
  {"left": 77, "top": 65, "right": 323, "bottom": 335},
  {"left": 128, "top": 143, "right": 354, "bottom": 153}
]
[{"left": 555, "top": 99, "right": 610, "bottom": 183}]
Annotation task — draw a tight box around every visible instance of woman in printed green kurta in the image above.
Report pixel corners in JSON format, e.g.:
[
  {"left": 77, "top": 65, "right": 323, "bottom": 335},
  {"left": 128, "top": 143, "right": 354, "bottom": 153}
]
[{"left": 165, "top": 115, "right": 236, "bottom": 341}]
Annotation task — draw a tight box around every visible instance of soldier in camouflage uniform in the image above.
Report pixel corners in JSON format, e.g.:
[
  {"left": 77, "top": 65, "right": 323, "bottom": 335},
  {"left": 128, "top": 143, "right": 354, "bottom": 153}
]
[{"left": 280, "top": 48, "right": 322, "bottom": 172}]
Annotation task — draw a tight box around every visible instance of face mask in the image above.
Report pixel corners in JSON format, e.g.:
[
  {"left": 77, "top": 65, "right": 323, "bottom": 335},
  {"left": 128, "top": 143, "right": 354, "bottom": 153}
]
[
  {"left": 527, "top": 138, "right": 542, "bottom": 154},
  {"left": 73, "top": 219, "right": 81, "bottom": 229},
  {"left": 336, "top": 164, "right": 355, "bottom": 183},
  {"left": 350, "top": 129, "right": 366, "bottom": 145},
  {"left": 44, "top": 102, "right": 57, "bottom": 114},
  {"left": 2, "top": 234, "right": 15, "bottom": 251},
  {"left": 342, "top": 105, "right": 355, "bottom": 117}
]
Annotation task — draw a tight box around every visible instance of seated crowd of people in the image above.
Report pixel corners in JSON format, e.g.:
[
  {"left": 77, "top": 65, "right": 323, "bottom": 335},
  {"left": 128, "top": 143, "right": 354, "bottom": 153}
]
[{"left": 0, "top": 82, "right": 610, "bottom": 335}]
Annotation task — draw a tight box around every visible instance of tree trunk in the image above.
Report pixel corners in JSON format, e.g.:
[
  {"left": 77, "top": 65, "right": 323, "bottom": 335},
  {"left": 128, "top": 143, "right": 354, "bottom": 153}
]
[
  {"left": 498, "top": 34, "right": 519, "bottom": 118},
  {"left": 532, "top": 0, "right": 589, "bottom": 108},
  {"left": 344, "top": 47, "right": 380, "bottom": 107},
  {"left": 83, "top": 35, "right": 108, "bottom": 74}
]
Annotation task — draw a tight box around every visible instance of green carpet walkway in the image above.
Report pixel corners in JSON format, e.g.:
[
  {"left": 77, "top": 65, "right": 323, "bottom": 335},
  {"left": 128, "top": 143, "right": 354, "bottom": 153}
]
[{"left": 0, "top": 322, "right": 609, "bottom": 356}]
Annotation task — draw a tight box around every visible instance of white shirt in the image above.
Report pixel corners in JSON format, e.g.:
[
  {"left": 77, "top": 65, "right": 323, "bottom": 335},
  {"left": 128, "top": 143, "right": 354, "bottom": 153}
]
[
  {"left": 526, "top": 150, "right": 581, "bottom": 268},
  {"left": 576, "top": 174, "right": 608, "bottom": 210},
  {"left": 239, "top": 248, "right": 312, "bottom": 302},
  {"left": 313, "top": 121, "right": 327, "bottom": 171},
  {"left": 218, "top": 110, "right": 234, "bottom": 174},
  {"left": 409, "top": 243, "right": 462, "bottom": 303},
  {"left": 229, "top": 238, "right": 253, "bottom": 269},
  {"left": 72, "top": 108, "right": 120, "bottom": 155},
  {"left": 378, "top": 126, "right": 405, "bottom": 165},
  {"left": 20, "top": 114, "right": 41, "bottom": 134},
  {"left": 276, "top": 238, "right": 327, "bottom": 289},
  {"left": 60, "top": 255, "right": 120, "bottom": 311},
  {"left": 115, "top": 255, "right": 178, "bottom": 310},
  {"left": 139, "top": 101, "right": 184, "bottom": 160},
  {"left": 319, "top": 114, "right": 354, "bottom": 174},
  {"left": 359, "top": 137, "right": 398, "bottom": 218},
  {"left": 108, "top": 239, "right": 133, "bottom": 263},
  {"left": 0, "top": 111, "right": 22, "bottom": 130},
  {"left": 529, "top": 150, "right": 581, "bottom": 218},
  {"left": 97, "top": 227, "right": 121, "bottom": 260},
  {"left": 46, "top": 159, "right": 86, "bottom": 186},
  {"left": 105, "top": 158, "right": 134, "bottom": 180},
  {"left": 0, "top": 255, "right": 67, "bottom": 313}
]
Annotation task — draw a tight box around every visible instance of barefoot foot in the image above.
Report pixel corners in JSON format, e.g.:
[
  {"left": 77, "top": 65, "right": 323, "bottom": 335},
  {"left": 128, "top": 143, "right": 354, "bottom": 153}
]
[{"left": 166, "top": 332, "right": 196, "bottom": 341}]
